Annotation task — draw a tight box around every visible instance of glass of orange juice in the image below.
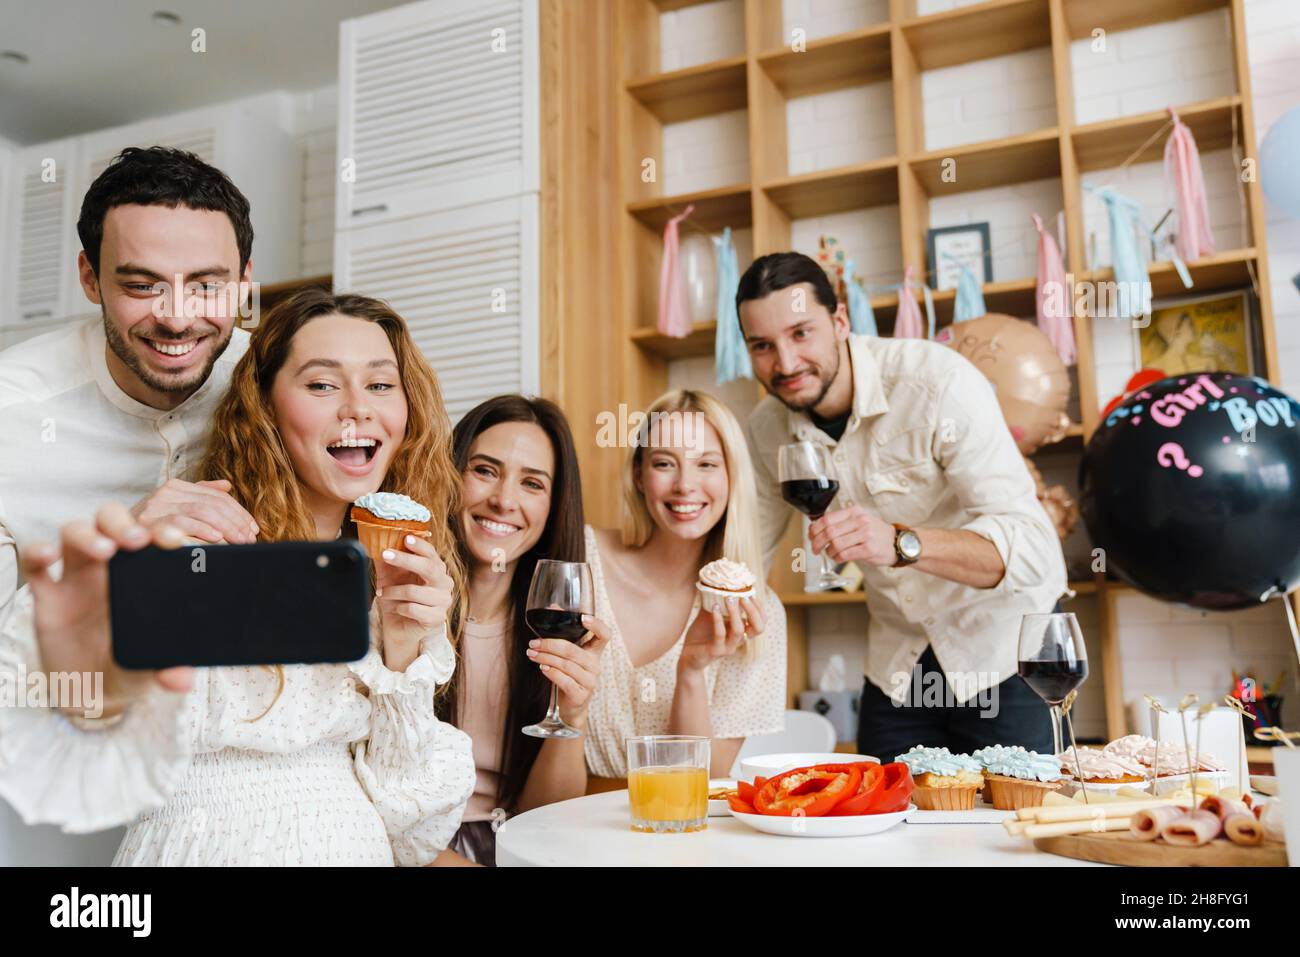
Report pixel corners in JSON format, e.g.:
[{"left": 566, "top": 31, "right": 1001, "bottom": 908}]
[{"left": 627, "top": 735, "right": 710, "bottom": 833}]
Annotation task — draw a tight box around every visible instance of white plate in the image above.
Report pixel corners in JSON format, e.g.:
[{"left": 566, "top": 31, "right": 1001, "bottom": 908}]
[
  {"left": 738, "top": 753, "right": 879, "bottom": 781},
  {"left": 726, "top": 803, "right": 916, "bottom": 838},
  {"left": 707, "top": 779, "right": 736, "bottom": 817}
]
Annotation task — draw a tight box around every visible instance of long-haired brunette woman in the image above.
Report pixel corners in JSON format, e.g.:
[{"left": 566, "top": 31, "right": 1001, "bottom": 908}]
[
  {"left": 0, "top": 288, "right": 475, "bottom": 866},
  {"left": 439, "top": 395, "right": 611, "bottom": 866}
]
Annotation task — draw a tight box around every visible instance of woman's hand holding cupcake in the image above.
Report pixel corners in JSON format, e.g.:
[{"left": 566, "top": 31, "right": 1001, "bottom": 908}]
[
  {"left": 374, "top": 533, "right": 456, "bottom": 664},
  {"left": 679, "top": 593, "right": 765, "bottom": 673},
  {"left": 526, "top": 614, "right": 613, "bottom": 729}
]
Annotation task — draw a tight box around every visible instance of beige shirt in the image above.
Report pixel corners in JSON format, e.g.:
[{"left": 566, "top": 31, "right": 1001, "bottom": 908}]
[
  {"left": 581, "top": 525, "right": 787, "bottom": 779},
  {"left": 457, "top": 617, "right": 510, "bottom": 822},
  {"left": 0, "top": 317, "right": 250, "bottom": 618},
  {"left": 745, "top": 334, "right": 1068, "bottom": 703}
]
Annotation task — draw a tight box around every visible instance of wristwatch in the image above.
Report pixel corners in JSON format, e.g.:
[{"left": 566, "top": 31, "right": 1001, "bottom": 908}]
[{"left": 893, "top": 524, "right": 921, "bottom": 566}]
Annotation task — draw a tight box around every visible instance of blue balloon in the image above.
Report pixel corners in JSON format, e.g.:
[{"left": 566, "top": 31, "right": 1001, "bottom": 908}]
[{"left": 1260, "top": 106, "right": 1300, "bottom": 219}]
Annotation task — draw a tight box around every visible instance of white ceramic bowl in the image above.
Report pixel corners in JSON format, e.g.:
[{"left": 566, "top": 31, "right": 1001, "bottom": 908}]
[
  {"left": 728, "top": 803, "right": 916, "bottom": 838},
  {"left": 738, "top": 752, "right": 878, "bottom": 782}
]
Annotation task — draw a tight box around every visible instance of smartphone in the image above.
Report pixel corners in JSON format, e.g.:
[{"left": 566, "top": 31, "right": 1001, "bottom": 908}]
[{"left": 109, "top": 540, "right": 372, "bottom": 670}]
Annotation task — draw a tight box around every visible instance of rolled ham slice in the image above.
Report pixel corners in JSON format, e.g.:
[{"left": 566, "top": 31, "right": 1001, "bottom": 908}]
[
  {"left": 1224, "top": 813, "right": 1263, "bottom": 846},
  {"left": 1160, "top": 809, "right": 1223, "bottom": 846},
  {"left": 1199, "top": 795, "right": 1249, "bottom": 820},
  {"left": 1131, "top": 805, "right": 1185, "bottom": 841}
]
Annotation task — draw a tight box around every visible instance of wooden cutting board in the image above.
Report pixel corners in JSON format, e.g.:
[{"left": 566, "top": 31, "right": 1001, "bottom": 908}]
[{"left": 1034, "top": 831, "right": 1288, "bottom": 867}]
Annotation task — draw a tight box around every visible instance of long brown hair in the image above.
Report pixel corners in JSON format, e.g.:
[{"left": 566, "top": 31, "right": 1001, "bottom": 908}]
[
  {"left": 439, "top": 395, "right": 586, "bottom": 812},
  {"left": 199, "top": 287, "right": 467, "bottom": 713}
]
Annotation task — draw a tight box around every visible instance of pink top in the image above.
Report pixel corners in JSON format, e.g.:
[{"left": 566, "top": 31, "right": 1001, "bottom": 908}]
[{"left": 458, "top": 617, "right": 510, "bottom": 822}]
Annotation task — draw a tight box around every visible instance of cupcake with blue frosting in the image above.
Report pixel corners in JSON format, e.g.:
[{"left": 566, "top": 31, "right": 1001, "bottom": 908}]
[
  {"left": 895, "top": 746, "right": 983, "bottom": 810},
  {"left": 351, "top": 492, "right": 432, "bottom": 559},
  {"left": 972, "top": 744, "right": 1063, "bottom": 810}
]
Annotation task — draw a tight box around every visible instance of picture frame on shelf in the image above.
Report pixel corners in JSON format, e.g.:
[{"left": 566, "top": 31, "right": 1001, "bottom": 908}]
[
  {"left": 926, "top": 222, "right": 992, "bottom": 292},
  {"left": 1139, "top": 289, "right": 1259, "bottom": 378}
]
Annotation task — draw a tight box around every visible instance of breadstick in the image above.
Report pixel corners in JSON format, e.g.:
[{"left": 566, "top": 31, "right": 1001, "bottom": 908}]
[
  {"left": 1015, "top": 798, "right": 1184, "bottom": 823},
  {"left": 1021, "top": 817, "right": 1132, "bottom": 838}
]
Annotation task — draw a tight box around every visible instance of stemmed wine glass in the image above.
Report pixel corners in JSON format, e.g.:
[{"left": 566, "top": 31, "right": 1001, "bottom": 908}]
[
  {"left": 521, "top": 559, "right": 594, "bottom": 739},
  {"left": 778, "top": 440, "right": 851, "bottom": 591},
  {"left": 1017, "top": 612, "right": 1089, "bottom": 755}
]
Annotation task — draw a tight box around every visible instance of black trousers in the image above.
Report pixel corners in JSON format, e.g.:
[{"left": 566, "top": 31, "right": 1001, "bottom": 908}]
[{"left": 857, "top": 646, "right": 1054, "bottom": 763}]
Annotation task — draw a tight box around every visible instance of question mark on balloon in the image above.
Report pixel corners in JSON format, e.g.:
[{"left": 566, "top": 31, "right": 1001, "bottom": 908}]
[{"left": 1156, "top": 442, "right": 1203, "bottom": 477}]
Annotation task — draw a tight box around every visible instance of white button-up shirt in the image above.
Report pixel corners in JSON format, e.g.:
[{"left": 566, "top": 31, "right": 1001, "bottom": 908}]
[
  {"left": 0, "top": 318, "right": 250, "bottom": 617},
  {"left": 746, "top": 334, "right": 1068, "bottom": 703}
]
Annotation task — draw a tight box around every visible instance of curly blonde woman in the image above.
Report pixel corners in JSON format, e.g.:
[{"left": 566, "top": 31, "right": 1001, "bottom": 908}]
[{"left": 583, "top": 390, "right": 788, "bottom": 780}]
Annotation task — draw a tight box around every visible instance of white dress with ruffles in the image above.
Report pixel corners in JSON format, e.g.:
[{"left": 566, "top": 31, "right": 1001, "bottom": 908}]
[{"left": 0, "top": 591, "right": 475, "bottom": 866}]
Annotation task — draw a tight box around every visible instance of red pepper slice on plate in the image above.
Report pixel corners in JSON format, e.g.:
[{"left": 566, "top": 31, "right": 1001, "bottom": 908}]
[
  {"left": 872, "top": 762, "right": 915, "bottom": 813},
  {"left": 752, "top": 763, "right": 863, "bottom": 817},
  {"left": 727, "top": 794, "right": 757, "bottom": 815},
  {"left": 736, "top": 780, "right": 757, "bottom": 803},
  {"left": 828, "top": 762, "right": 885, "bottom": 816}
]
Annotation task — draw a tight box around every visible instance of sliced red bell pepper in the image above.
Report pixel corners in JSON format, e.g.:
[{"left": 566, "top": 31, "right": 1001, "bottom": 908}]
[
  {"left": 828, "top": 762, "right": 885, "bottom": 816},
  {"left": 727, "top": 794, "right": 756, "bottom": 815},
  {"left": 872, "top": 762, "right": 915, "bottom": 813},
  {"left": 753, "top": 763, "right": 863, "bottom": 817},
  {"left": 736, "top": 780, "right": 757, "bottom": 803}
]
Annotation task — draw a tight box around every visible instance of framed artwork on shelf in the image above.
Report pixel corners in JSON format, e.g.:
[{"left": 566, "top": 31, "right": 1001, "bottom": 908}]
[
  {"left": 926, "top": 222, "right": 992, "bottom": 292},
  {"left": 1139, "top": 290, "right": 1258, "bottom": 378}
]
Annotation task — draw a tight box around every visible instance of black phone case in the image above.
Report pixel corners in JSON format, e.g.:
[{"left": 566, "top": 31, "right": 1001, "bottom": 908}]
[{"left": 109, "top": 540, "right": 372, "bottom": 670}]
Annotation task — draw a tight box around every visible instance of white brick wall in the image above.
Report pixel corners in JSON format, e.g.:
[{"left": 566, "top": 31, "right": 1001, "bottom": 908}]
[
  {"left": 782, "top": 0, "right": 888, "bottom": 42},
  {"left": 656, "top": 0, "right": 1300, "bottom": 736},
  {"left": 662, "top": 110, "right": 750, "bottom": 196},
  {"left": 1070, "top": 9, "right": 1236, "bottom": 125},
  {"left": 658, "top": 0, "right": 745, "bottom": 72},
  {"left": 1246, "top": 0, "right": 1300, "bottom": 397},
  {"left": 921, "top": 48, "right": 1057, "bottom": 152},
  {"left": 787, "top": 83, "right": 895, "bottom": 173}
]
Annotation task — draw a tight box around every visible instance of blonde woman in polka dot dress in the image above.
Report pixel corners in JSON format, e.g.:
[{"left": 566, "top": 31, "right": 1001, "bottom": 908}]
[
  {"left": 0, "top": 290, "right": 475, "bottom": 866},
  {"left": 584, "top": 390, "right": 788, "bottom": 781}
]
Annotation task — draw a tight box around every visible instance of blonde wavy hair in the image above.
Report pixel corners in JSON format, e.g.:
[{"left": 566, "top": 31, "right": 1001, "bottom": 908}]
[
  {"left": 621, "top": 389, "right": 767, "bottom": 655},
  {"left": 199, "top": 287, "right": 466, "bottom": 718}
]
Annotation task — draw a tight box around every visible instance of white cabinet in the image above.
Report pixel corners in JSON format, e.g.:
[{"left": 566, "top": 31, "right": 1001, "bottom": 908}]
[
  {"left": 1, "top": 93, "right": 302, "bottom": 345},
  {"left": 1, "top": 139, "right": 83, "bottom": 342},
  {"left": 334, "top": 193, "right": 539, "bottom": 422},
  {"left": 335, "top": 0, "right": 541, "bottom": 422},
  {"left": 336, "top": 0, "right": 539, "bottom": 229}
]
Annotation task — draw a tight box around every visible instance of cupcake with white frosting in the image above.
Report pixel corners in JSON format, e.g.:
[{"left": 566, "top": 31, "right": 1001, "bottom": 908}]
[
  {"left": 696, "top": 558, "right": 757, "bottom": 614},
  {"left": 972, "top": 745, "right": 1063, "bottom": 810}
]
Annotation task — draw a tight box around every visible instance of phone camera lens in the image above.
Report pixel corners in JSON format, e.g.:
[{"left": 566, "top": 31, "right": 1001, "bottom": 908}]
[{"left": 316, "top": 555, "right": 330, "bottom": 568}]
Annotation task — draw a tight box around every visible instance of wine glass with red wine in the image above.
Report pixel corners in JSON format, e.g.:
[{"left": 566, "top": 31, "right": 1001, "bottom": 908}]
[
  {"left": 778, "top": 440, "right": 851, "bottom": 591},
  {"left": 522, "top": 559, "right": 594, "bottom": 739},
  {"left": 1017, "top": 612, "right": 1088, "bottom": 755}
]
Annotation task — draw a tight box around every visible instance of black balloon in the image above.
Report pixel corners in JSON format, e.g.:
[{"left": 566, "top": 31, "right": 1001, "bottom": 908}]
[{"left": 1079, "top": 372, "right": 1300, "bottom": 610}]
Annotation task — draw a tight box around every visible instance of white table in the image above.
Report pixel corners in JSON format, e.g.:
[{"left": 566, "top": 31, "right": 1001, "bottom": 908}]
[{"left": 496, "top": 791, "right": 1107, "bottom": 867}]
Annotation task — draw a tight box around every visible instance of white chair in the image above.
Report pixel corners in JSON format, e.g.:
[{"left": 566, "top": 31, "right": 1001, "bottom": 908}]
[{"left": 728, "top": 709, "right": 838, "bottom": 779}]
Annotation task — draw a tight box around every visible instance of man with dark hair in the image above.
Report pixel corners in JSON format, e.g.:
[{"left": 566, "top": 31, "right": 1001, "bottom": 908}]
[
  {"left": 1, "top": 145, "right": 262, "bottom": 612},
  {"left": 739, "top": 251, "right": 1068, "bottom": 761},
  {"left": 0, "top": 147, "right": 260, "bottom": 864}
]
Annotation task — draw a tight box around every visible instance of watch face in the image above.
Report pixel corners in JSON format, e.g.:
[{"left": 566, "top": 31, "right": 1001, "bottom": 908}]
[{"left": 899, "top": 530, "right": 922, "bottom": 560}]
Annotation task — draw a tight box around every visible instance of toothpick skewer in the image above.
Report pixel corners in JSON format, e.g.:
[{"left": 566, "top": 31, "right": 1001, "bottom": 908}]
[
  {"left": 1223, "top": 695, "right": 1251, "bottom": 794},
  {"left": 1144, "top": 695, "right": 1168, "bottom": 795},
  {"left": 1178, "top": 693, "right": 1198, "bottom": 796},
  {"left": 1061, "top": 689, "right": 1085, "bottom": 805}
]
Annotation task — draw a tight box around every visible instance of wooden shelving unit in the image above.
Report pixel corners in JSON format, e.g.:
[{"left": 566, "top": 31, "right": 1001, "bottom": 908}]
[{"left": 605, "top": 0, "right": 1280, "bottom": 738}]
